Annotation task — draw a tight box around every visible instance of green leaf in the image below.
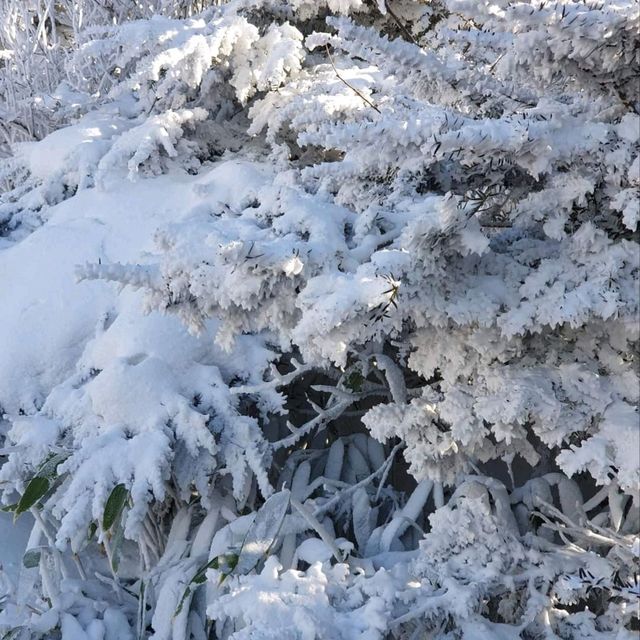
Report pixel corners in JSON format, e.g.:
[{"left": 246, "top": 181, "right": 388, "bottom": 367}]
[
  {"left": 344, "top": 368, "right": 364, "bottom": 392},
  {"left": 191, "top": 556, "right": 220, "bottom": 586},
  {"left": 1, "top": 503, "right": 17, "bottom": 513},
  {"left": 15, "top": 476, "right": 49, "bottom": 517},
  {"left": 174, "top": 587, "right": 191, "bottom": 618},
  {"left": 192, "top": 563, "right": 214, "bottom": 585},
  {"left": 110, "top": 515, "right": 125, "bottom": 572},
  {"left": 87, "top": 521, "right": 98, "bottom": 541},
  {"left": 102, "top": 484, "right": 128, "bottom": 531},
  {"left": 22, "top": 548, "right": 42, "bottom": 569},
  {"left": 225, "top": 553, "right": 238, "bottom": 571},
  {"left": 174, "top": 555, "right": 222, "bottom": 617},
  {"left": 217, "top": 556, "right": 239, "bottom": 586}
]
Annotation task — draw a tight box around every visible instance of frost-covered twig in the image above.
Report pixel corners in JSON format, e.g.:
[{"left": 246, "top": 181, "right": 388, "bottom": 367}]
[
  {"left": 324, "top": 44, "right": 381, "bottom": 114},
  {"left": 534, "top": 498, "right": 635, "bottom": 556},
  {"left": 272, "top": 399, "right": 352, "bottom": 450},
  {"left": 314, "top": 443, "right": 402, "bottom": 518},
  {"left": 76, "top": 262, "right": 163, "bottom": 290},
  {"left": 231, "top": 360, "right": 316, "bottom": 395}
]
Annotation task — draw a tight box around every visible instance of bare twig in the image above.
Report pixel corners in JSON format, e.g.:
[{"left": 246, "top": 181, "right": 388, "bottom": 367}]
[
  {"left": 325, "top": 44, "right": 381, "bottom": 114},
  {"left": 383, "top": 1, "right": 417, "bottom": 45}
]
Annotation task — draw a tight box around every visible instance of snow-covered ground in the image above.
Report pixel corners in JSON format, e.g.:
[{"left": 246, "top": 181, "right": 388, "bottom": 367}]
[{"left": 0, "top": 172, "right": 203, "bottom": 414}]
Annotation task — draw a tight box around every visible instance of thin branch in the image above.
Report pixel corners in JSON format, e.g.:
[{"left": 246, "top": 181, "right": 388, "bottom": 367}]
[
  {"left": 534, "top": 498, "right": 634, "bottom": 553},
  {"left": 314, "top": 443, "right": 403, "bottom": 517},
  {"left": 383, "top": 1, "right": 417, "bottom": 45},
  {"left": 272, "top": 399, "right": 352, "bottom": 450},
  {"left": 325, "top": 44, "right": 381, "bottom": 114},
  {"left": 230, "top": 360, "right": 316, "bottom": 395}
]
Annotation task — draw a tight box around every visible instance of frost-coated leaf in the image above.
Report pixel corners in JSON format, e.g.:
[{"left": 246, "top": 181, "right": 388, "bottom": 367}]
[
  {"left": 352, "top": 487, "right": 373, "bottom": 551},
  {"left": 367, "top": 438, "right": 386, "bottom": 472},
  {"left": 291, "top": 461, "right": 311, "bottom": 500},
  {"left": 279, "top": 531, "right": 297, "bottom": 572},
  {"left": 290, "top": 497, "right": 343, "bottom": 562},
  {"left": 235, "top": 490, "right": 290, "bottom": 575},
  {"left": 347, "top": 443, "right": 370, "bottom": 482},
  {"left": 351, "top": 433, "right": 369, "bottom": 460},
  {"left": 175, "top": 560, "right": 213, "bottom": 617},
  {"left": 324, "top": 439, "right": 344, "bottom": 481},
  {"left": 102, "top": 484, "right": 128, "bottom": 531},
  {"left": 557, "top": 478, "right": 586, "bottom": 525},
  {"left": 160, "top": 506, "right": 192, "bottom": 564},
  {"left": 15, "top": 476, "right": 49, "bottom": 517},
  {"left": 544, "top": 474, "right": 586, "bottom": 526},
  {"left": 22, "top": 548, "right": 42, "bottom": 569},
  {"left": 110, "top": 513, "right": 126, "bottom": 572},
  {"left": 137, "top": 579, "right": 147, "bottom": 640},
  {"left": 190, "top": 509, "right": 221, "bottom": 559},
  {"left": 380, "top": 479, "right": 432, "bottom": 552},
  {"left": 36, "top": 452, "right": 69, "bottom": 479}
]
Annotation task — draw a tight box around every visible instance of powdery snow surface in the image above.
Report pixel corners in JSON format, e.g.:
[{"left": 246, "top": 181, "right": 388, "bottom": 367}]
[
  {"left": 0, "top": 160, "right": 287, "bottom": 635},
  {"left": 0, "top": 173, "right": 195, "bottom": 413},
  {"left": 0, "top": 170, "right": 207, "bottom": 608},
  {"left": 0, "top": 160, "right": 273, "bottom": 415},
  {"left": 13, "top": 112, "right": 130, "bottom": 183}
]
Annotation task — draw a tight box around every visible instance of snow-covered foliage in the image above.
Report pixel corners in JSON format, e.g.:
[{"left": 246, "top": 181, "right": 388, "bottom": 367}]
[{"left": 0, "top": 1, "right": 638, "bottom": 639}]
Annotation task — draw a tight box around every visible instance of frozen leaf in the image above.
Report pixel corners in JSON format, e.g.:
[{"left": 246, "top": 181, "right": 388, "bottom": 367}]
[{"left": 236, "top": 490, "right": 290, "bottom": 575}]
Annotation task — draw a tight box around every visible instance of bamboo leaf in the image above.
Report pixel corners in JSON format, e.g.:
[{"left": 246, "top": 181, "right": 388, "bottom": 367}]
[
  {"left": 102, "top": 483, "right": 128, "bottom": 531},
  {"left": 22, "top": 548, "right": 42, "bottom": 569},
  {"left": 236, "top": 490, "right": 290, "bottom": 575},
  {"left": 15, "top": 476, "right": 49, "bottom": 517},
  {"left": 36, "top": 452, "right": 69, "bottom": 479}
]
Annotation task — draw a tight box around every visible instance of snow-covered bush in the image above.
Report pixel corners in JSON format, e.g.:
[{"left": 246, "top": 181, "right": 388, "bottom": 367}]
[
  {"left": 0, "top": 1, "right": 638, "bottom": 639},
  {"left": 0, "top": 1, "right": 221, "bottom": 152}
]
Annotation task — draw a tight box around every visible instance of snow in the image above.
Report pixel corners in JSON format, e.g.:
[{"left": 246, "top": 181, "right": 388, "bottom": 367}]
[
  {"left": 0, "top": 0, "right": 638, "bottom": 638},
  {"left": 0, "top": 173, "right": 200, "bottom": 414},
  {"left": 14, "top": 113, "right": 129, "bottom": 182}
]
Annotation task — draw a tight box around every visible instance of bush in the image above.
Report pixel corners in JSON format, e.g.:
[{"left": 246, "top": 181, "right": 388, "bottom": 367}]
[{"left": 0, "top": 1, "right": 638, "bottom": 638}]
